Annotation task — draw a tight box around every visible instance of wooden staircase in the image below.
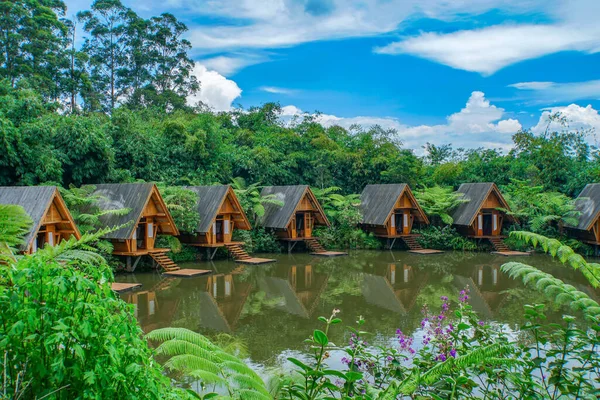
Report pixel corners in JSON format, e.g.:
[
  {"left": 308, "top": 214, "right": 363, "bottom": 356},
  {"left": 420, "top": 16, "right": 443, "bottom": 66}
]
[
  {"left": 224, "top": 243, "right": 252, "bottom": 261},
  {"left": 488, "top": 237, "right": 510, "bottom": 252},
  {"left": 304, "top": 238, "right": 326, "bottom": 254},
  {"left": 401, "top": 236, "right": 423, "bottom": 251},
  {"left": 150, "top": 252, "right": 180, "bottom": 272}
]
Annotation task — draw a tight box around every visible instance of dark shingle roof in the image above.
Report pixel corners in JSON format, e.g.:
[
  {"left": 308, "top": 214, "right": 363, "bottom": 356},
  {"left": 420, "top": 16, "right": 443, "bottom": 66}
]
[
  {"left": 258, "top": 185, "right": 329, "bottom": 229},
  {"left": 360, "top": 184, "right": 428, "bottom": 226},
  {"left": 360, "top": 184, "right": 407, "bottom": 226},
  {"left": 185, "top": 185, "right": 250, "bottom": 233},
  {"left": 0, "top": 186, "right": 57, "bottom": 250},
  {"left": 571, "top": 184, "right": 600, "bottom": 230},
  {"left": 186, "top": 185, "right": 229, "bottom": 233},
  {"left": 451, "top": 183, "right": 510, "bottom": 227},
  {"left": 91, "top": 183, "right": 157, "bottom": 239}
]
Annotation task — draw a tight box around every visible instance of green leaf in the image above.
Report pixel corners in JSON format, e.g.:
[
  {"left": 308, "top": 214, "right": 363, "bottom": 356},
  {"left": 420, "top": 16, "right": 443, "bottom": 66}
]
[{"left": 313, "top": 329, "right": 328, "bottom": 346}]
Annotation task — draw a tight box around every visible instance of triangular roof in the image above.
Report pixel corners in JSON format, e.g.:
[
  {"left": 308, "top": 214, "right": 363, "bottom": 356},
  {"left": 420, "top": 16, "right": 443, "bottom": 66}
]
[
  {"left": 569, "top": 184, "right": 600, "bottom": 231},
  {"left": 185, "top": 185, "right": 251, "bottom": 233},
  {"left": 91, "top": 183, "right": 179, "bottom": 239},
  {"left": 0, "top": 186, "right": 80, "bottom": 251},
  {"left": 451, "top": 183, "right": 513, "bottom": 227},
  {"left": 360, "top": 184, "right": 429, "bottom": 226},
  {"left": 258, "top": 185, "right": 330, "bottom": 229}
]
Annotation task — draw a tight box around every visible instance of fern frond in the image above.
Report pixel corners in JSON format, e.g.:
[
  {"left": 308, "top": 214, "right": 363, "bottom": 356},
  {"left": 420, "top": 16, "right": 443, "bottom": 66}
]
[
  {"left": 509, "top": 231, "right": 600, "bottom": 288},
  {"left": 502, "top": 262, "right": 600, "bottom": 322}
]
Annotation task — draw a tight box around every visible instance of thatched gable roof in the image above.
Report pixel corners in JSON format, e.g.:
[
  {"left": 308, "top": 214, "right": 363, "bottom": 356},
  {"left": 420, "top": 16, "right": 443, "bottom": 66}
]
[
  {"left": 185, "top": 185, "right": 251, "bottom": 233},
  {"left": 451, "top": 183, "right": 512, "bottom": 227},
  {"left": 0, "top": 186, "right": 79, "bottom": 251},
  {"left": 570, "top": 183, "right": 600, "bottom": 231},
  {"left": 91, "top": 183, "right": 178, "bottom": 239},
  {"left": 258, "top": 185, "right": 330, "bottom": 229},
  {"left": 360, "top": 184, "right": 429, "bottom": 226}
]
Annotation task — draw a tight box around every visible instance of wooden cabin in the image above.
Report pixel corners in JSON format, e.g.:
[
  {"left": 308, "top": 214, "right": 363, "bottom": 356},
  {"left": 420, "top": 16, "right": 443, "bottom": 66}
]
[
  {"left": 451, "top": 183, "right": 514, "bottom": 238},
  {"left": 90, "top": 183, "right": 179, "bottom": 271},
  {"left": 258, "top": 185, "right": 333, "bottom": 253},
  {"left": 359, "top": 184, "right": 429, "bottom": 250},
  {"left": 178, "top": 185, "right": 253, "bottom": 261},
  {"left": 0, "top": 186, "right": 81, "bottom": 254},
  {"left": 566, "top": 184, "right": 600, "bottom": 245},
  {"left": 259, "top": 185, "right": 329, "bottom": 239}
]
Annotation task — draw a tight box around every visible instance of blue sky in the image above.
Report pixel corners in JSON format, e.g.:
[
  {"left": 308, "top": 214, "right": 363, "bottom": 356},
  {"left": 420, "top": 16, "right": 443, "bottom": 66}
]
[{"left": 64, "top": 0, "right": 600, "bottom": 150}]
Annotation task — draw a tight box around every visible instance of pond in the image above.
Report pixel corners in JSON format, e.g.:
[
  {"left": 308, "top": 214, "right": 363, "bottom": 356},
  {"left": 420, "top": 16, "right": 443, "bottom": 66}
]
[{"left": 115, "top": 251, "right": 598, "bottom": 368}]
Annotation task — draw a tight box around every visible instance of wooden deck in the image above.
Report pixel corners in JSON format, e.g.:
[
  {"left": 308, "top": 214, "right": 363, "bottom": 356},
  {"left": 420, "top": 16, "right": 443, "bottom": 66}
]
[
  {"left": 235, "top": 257, "right": 276, "bottom": 265},
  {"left": 163, "top": 269, "right": 212, "bottom": 277},
  {"left": 409, "top": 249, "right": 444, "bottom": 255},
  {"left": 111, "top": 282, "right": 142, "bottom": 293},
  {"left": 310, "top": 251, "right": 348, "bottom": 257},
  {"left": 112, "top": 248, "right": 170, "bottom": 256},
  {"left": 189, "top": 241, "right": 245, "bottom": 248},
  {"left": 491, "top": 251, "right": 531, "bottom": 257}
]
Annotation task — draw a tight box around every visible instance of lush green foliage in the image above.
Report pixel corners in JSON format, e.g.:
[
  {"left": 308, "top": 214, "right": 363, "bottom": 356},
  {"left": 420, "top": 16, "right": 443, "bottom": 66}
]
[
  {"left": 146, "top": 328, "right": 269, "bottom": 399},
  {"left": 157, "top": 184, "right": 200, "bottom": 234},
  {"left": 0, "top": 206, "right": 184, "bottom": 399},
  {"left": 416, "top": 226, "right": 478, "bottom": 251},
  {"left": 414, "top": 186, "right": 467, "bottom": 225}
]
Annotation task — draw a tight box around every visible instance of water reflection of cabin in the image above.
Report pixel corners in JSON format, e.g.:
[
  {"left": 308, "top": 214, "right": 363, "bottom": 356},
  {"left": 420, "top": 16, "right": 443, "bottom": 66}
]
[
  {"left": 260, "top": 265, "right": 329, "bottom": 318},
  {"left": 359, "top": 184, "right": 429, "bottom": 250},
  {"left": 453, "top": 264, "right": 513, "bottom": 318},
  {"left": 90, "top": 183, "right": 179, "bottom": 271},
  {"left": 451, "top": 183, "right": 515, "bottom": 251},
  {"left": 178, "top": 185, "right": 252, "bottom": 260},
  {"left": 122, "top": 279, "right": 181, "bottom": 332},
  {"left": 362, "top": 264, "right": 428, "bottom": 314},
  {"left": 0, "top": 186, "right": 81, "bottom": 254},
  {"left": 258, "top": 185, "right": 330, "bottom": 252},
  {"left": 566, "top": 183, "right": 600, "bottom": 246}
]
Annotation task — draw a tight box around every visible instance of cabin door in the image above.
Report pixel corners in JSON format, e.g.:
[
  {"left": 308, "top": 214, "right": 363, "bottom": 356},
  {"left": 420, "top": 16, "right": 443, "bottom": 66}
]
[
  {"left": 304, "top": 213, "right": 313, "bottom": 238},
  {"left": 215, "top": 219, "right": 224, "bottom": 243},
  {"left": 296, "top": 213, "right": 305, "bottom": 238},
  {"left": 482, "top": 214, "right": 493, "bottom": 236}
]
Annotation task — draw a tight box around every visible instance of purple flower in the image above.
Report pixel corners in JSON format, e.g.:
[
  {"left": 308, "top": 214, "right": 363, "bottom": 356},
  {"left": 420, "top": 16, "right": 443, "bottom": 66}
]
[
  {"left": 450, "top": 348, "right": 457, "bottom": 358},
  {"left": 478, "top": 320, "right": 484, "bottom": 326}
]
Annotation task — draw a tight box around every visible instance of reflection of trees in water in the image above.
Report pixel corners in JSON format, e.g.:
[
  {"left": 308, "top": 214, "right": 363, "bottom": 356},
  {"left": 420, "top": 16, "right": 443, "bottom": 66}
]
[{"left": 119, "top": 251, "right": 600, "bottom": 365}]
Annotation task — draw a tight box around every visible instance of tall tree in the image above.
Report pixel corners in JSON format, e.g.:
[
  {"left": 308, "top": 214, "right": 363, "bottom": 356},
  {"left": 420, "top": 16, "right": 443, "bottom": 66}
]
[
  {"left": 0, "top": 0, "right": 69, "bottom": 98},
  {"left": 78, "top": 0, "right": 132, "bottom": 112},
  {"left": 146, "top": 13, "right": 198, "bottom": 107}
]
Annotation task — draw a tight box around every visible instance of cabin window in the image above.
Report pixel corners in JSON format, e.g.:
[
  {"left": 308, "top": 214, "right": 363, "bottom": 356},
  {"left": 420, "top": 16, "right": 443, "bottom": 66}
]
[
  {"left": 47, "top": 232, "right": 54, "bottom": 247},
  {"left": 31, "top": 238, "right": 37, "bottom": 253},
  {"left": 149, "top": 300, "right": 155, "bottom": 315},
  {"left": 403, "top": 213, "right": 409, "bottom": 228},
  {"left": 391, "top": 215, "right": 395, "bottom": 228},
  {"left": 478, "top": 214, "right": 483, "bottom": 231},
  {"left": 212, "top": 223, "right": 217, "bottom": 235},
  {"left": 224, "top": 220, "right": 230, "bottom": 235},
  {"left": 148, "top": 222, "right": 154, "bottom": 238},
  {"left": 493, "top": 214, "right": 498, "bottom": 232}
]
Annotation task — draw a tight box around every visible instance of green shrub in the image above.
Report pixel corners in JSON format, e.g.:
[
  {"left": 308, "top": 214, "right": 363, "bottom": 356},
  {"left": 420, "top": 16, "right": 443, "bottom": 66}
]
[
  {"left": 416, "top": 226, "right": 478, "bottom": 251},
  {"left": 0, "top": 228, "right": 183, "bottom": 398}
]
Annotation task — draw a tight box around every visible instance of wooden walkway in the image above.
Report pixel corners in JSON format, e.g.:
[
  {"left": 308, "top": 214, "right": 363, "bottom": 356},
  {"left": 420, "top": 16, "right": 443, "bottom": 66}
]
[
  {"left": 310, "top": 251, "right": 348, "bottom": 257},
  {"left": 409, "top": 249, "right": 444, "bottom": 255},
  {"left": 111, "top": 282, "right": 142, "bottom": 293},
  {"left": 235, "top": 257, "right": 276, "bottom": 265},
  {"left": 163, "top": 269, "right": 212, "bottom": 277},
  {"left": 491, "top": 251, "right": 531, "bottom": 257}
]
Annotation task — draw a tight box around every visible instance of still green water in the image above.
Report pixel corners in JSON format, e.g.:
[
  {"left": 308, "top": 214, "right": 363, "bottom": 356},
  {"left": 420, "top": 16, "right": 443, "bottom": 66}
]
[{"left": 115, "top": 251, "right": 597, "bottom": 366}]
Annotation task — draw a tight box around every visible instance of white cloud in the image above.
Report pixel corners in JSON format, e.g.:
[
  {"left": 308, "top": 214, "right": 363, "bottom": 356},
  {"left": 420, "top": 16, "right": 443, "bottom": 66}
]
[
  {"left": 187, "top": 64, "right": 242, "bottom": 111},
  {"left": 509, "top": 80, "right": 600, "bottom": 104},
  {"left": 196, "top": 54, "right": 268, "bottom": 76},
  {"left": 532, "top": 104, "right": 600, "bottom": 134},
  {"left": 174, "top": 0, "right": 537, "bottom": 52},
  {"left": 281, "top": 91, "right": 522, "bottom": 150},
  {"left": 374, "top": 0, "right": 600, "bottom": 75},
  {"left": 376, "top": 24, "right": 600, "bottom": 75},
  {"left": 260, "top": 86, "right": 297, "bottom": 95}
]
